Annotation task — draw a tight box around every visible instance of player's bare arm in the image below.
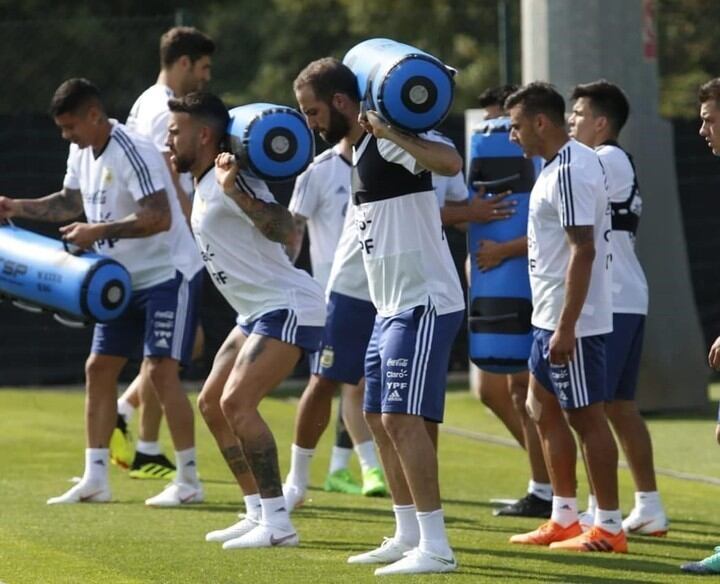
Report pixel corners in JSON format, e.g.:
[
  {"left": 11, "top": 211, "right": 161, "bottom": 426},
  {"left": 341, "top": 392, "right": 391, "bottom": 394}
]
[
  {"left": 286, "top": 214, "right": 307, "bottom": 262},
  {"left": 0, "top": 188, "right": 83, "bottom": 223},
  {"left": 215, "top": 152, "right": 294, "bottom": 245},
  {"left": 476, "top": 236, "right": 528, "bottom": 271},
  {"left": 360, "top": 110, "right": 462, "bottom": 176},
  {"left": 550, "top": 225, "right": 595, "bottom": 364}
]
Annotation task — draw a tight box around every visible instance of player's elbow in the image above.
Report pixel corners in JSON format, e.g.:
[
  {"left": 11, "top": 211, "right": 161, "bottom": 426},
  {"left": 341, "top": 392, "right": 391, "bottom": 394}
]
[{"left": 437, "top": 153, "right": 463, "bottom": 177}]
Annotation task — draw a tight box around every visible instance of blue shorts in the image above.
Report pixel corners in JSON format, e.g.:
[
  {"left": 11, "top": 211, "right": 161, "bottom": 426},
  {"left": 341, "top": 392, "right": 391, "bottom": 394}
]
[
  {"left": 364, "top": 304, "right": 463, "bottom": 423},
  {"left": 91, "top": 270, "right": 202, "bottom": 364},
  {"left": 529, "top": 326, "right": 607, "bottom": 410},
  {"left": 238, "top": 309, "right": 323, "bottom": 354},
  {"left": 309, "top": 291, "right": 377, "bottom": 385},
  {"left": 607, "top": 313, "right": 645, "bottom": 401}
]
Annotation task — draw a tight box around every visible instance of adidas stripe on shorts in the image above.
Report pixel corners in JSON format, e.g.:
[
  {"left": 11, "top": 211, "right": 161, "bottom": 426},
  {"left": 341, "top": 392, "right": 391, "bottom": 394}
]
[{"left": 237, "top": 308, "right": 323, "bottom": 354}]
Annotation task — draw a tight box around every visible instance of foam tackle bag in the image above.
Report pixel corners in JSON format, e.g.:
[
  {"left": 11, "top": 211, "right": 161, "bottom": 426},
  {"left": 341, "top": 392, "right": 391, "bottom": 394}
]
[
  {"left": 227, "top": 103, "right": 314, "bottom": 182},
  {"left": 0, "top": 222, "right": 131, "bottom": 325},
  {"left": 467, "top": 117, "right": 541, "bottom": 373},
  {"left": 343, "top": 38, "right": 455, "bottom": 133}
]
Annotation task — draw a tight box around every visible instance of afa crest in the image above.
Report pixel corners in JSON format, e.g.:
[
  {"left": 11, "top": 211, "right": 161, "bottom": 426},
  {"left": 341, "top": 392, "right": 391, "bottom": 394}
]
[{"left": 320, "top": 346, "right": 335, "bottom": 369}]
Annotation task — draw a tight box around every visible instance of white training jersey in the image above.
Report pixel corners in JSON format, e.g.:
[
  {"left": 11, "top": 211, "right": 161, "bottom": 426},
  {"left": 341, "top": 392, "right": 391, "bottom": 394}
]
[
  {"left": 326, "top": 195, "right": 371, "bottom": 301},
  {"left": 352, "top": 131, "right": 465, "bottom": 317},
  {"left": 288, "top": 145, "right": 351, "bottom": 288},
  {"left": 596, "top": 143, "right": 648, "bottom": 315},
  {"left": 63, "top": 122, "right": 201, "bottom": 289},
  {"left": 126, "top": 83, "right": 194, "bottom": 196},
  {"left": 433, "top": 171, "right": 467, "bottom": 207},
  {"left": 527, "top": 139, "right": 612, "bottom": 336},
  {"left": 191, "top": 169, "right": 326, "bottom": 326}
]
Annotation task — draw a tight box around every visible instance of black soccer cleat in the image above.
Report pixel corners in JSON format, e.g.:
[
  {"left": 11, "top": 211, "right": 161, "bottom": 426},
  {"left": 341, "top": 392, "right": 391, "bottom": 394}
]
[{"left": 494, "top": 493, "right": 552, "bottom": 518}]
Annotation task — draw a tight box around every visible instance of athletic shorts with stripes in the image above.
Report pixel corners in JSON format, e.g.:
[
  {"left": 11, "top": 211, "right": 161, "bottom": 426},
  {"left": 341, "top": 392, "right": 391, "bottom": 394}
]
[
  {"left": 363, "top": 303, "right": 463, "bottom": 423},
  {"left": 237, "top": 309, "right": 323, "bottom": 354},
  {"left": 529, "top": 326, "right": 607, "bottom": 410},
  {"left": 91, "top": 269, "right": 202, "bottom": 365}
]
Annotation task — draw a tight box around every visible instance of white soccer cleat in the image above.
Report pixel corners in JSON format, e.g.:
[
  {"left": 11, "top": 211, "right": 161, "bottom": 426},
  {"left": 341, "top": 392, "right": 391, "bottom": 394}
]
[
  {"left": 47, "top": 481, "right": 111, "bottom": 505},
  {"left": 347, "top": 537, "right": 414, "bottom": 565},
  {"left": 578, "top": 509, "right": 595, "bottom": 533},
  {"left": 206, "top": 515, "right": 260, "bottom": 543},
  {"left": 145, "top": 481, "right": 204, "bottom": 507},
  {"left": 622, "top": 507, "right": 669, "bottom": 536},
  {"left": 282, "top": 483, "right": 305, "bottom": 513},
  {"left": 374, "top": 548, "right": 457, "bottom": 576},
  {"left": 222, "top": 522, "right": 299, "bottom": 549}
]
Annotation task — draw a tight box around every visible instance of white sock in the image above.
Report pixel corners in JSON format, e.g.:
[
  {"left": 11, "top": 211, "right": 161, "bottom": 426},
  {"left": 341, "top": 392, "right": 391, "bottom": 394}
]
[
  {"left": 83, "top": 448, "right": 109, "bottom": 485},
  {"left": 175, "top": 448, "right": 198, "bottom": 485},
  {"left": 261, "top": 495, "right": 292, "bottom": 529},
  {"left": 550, "top": 496, "right": 578, "bottom": 528},
  {"left": 587, "top": 494, "right": 598, "bottom": 515},
  {"left": 417, "top": 509, "right": 452, "bottom": 557},
  {"left": 635, "top": 491, "right": 662, "bottom": 514},
  {"left": 136, "top": 440, "right": 161, "bottom": 456},
  {"left": 528, "top": 479, "right": 552, "bottom": 502},
  {"left": 393, "top": 504, "right": 420, "bottom": 546},
  {"left": 117, "top": 399, "right": 135, "bottom": 423},
  {"left": 287, "top": 444, "right": 314, "bottom": 488},
  {"left": 243, "top": 494, "right": 261, "bottom": 521},
  {"left": 595, "top": 508, "right": 623, "bottom": 534},
  {"left": 354, "top": 440, "right": 379, "bottom": 473},
  {"left": 328, "top": 446, "right": 353, "bottom": 474}
]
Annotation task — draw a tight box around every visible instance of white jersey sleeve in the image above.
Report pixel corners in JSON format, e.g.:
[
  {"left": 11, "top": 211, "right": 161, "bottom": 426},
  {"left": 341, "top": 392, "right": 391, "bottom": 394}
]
[
  {"left": 147, "top": 108, "right": 171, "bottom": 153},
  {"left": 556, "top": 149, "right": 606, "bottom": 227},
  {"left": 63, "top": 144, "right": 81, "bottom": 190},
  {"left": 376, "top": 131, "right": 447, "bottom": 175},
  {"left": 235, "top": 171, "right": 275, "bottom": 204},
  {"left": 119, "top": 138, "right": 168, "bottom": 201},
  {"left": 288, "top": 167, "right": 319, "bottom": 219},
  {"left": 433, "top": 171, "right": 467, "bottom": 207}
]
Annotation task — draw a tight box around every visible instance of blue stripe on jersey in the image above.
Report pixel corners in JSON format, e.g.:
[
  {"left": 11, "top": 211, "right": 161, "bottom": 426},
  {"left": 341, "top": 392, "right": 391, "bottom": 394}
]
[
  {"left": 235, "top": 173, "right": 258, "bottom": 199},
  {"left": 113, "top": 128, "right": 157, "bottom": 197}
]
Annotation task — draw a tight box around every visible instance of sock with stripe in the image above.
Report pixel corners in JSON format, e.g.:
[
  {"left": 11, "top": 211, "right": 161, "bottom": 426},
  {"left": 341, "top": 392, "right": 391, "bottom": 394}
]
[
  {"left": 595, "top": 508, "right": 623, "bottom": 534},
  {"left": 550, "top": 496, "right": 578, "bottom": 528}
]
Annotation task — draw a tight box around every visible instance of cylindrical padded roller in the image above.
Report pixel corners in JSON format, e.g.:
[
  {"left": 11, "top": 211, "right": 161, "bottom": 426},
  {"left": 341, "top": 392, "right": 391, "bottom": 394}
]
[{"left": 227, "top": 103, "right": 314, "bottom": 182}]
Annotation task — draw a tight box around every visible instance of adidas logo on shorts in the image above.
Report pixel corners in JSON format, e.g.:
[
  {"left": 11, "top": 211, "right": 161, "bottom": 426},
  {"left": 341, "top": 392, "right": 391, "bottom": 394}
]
[{"left": 387, "top": 390, "right": 403, "bottom": 402}]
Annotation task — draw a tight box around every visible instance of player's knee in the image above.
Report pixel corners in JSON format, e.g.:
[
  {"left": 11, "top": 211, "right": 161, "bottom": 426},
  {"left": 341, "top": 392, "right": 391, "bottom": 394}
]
[
  {"left": 84, "top": 354, "right": 109, "bottom": 383},
  {"left": 525, "top": 391, "right": 542, "bottom": 423},
  {"left": 145, "top": 357, "right": 178, "bottom": 390},
  {"left": 219, "top": 392, "right": 253, "bottom": 427},
  {"left": 197, "top": 390, "right": 220, "bottom": 421}
]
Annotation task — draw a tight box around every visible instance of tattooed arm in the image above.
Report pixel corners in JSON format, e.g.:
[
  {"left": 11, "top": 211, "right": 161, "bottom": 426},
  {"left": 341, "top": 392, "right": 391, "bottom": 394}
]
[
  {"left": 214, "top": 152, "right": 294, "bottom": 245},
  {"left": 549, "top": 225, "right": 595, "bottom": 365},
  {"left": 0, "top": 188, "right": 84, "bottom": 223},
  {"left": 59, "top": 190, "right": 171, "bottom": 249}
]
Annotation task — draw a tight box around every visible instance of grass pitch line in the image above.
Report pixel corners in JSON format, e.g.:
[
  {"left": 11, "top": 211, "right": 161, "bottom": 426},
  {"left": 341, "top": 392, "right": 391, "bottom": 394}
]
[{"left": 441, "top": 424, "right": 720, "bottom": 487}]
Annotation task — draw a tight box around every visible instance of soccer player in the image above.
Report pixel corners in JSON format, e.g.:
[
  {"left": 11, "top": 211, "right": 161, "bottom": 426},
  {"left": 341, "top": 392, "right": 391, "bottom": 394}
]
[
  {"left": 681, "top": 78, "right": 720, "bottom": 574},
  {"left": 505, "top": 82, "right": 627, "bottom": 553},
  {"left": 165, "top": 92, "right": 326, "bottom": 549},
  {"left": 297, "top": 57, "right": 465, "bottom": 575},
  {"left": 569, "top": 79, "right": 667, "bottom": 535},
  {"left": 111, "top": 26, "right": 215, "bottom": 479},
  {"left": 471, "top": 84, "right": 554, "bottom": 519},
  {"left": 285, "top": 118, "right": 387, "bottom": 498},
  {"left": 0, "top": 78, "right": 203, "bottom": 506}
]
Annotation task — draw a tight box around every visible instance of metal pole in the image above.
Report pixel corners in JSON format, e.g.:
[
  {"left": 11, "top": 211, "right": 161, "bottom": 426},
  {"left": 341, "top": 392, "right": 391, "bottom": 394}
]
[{"left": 498, "top": 0, "right": 514, "bottom": 84}]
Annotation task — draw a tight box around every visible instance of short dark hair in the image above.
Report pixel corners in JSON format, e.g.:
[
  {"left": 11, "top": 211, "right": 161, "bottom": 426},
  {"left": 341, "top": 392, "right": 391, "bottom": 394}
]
[
  {"left": 478, "top": 84, "right": 519, "bottom": 109},
  {"left": 504, "top": 81, "right": 566, "bottom": 126},
  {"left": 49, "top": 78, "right": 104, "bottom": 117},
  {"left": 160, "top": 26, "right": 215, "bottom": 68},
  {"left": 698, "top": 78, "right": 720, "bottom": 105},
  {"left": 293, "top": 57, "right": 360, "bottom": 104},
  {"left": 570, "top": 80, "right": 630, "bottom": 134},
  {"left": 168, "top": 91, "right": 229, "bottom": 143}
]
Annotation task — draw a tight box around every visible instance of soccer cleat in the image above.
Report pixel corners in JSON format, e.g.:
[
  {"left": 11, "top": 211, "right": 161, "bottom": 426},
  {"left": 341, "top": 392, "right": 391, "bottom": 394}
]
[
  {"left": 622, "top": 507, "right": 669, "bottom": 536},
  {"left": 549, "top": 526, "right": 628, "bottom": 553},
  {"left": 206, "top": 515, "right": 260, "bottom": 543},
  {"left": 578, "top": 509, "right": 595, "bottom": 532},
  {"left": 222, "top": 522, "right": 299, "bottom": 549},
  {"left": 47, "top": 481, "right": 111, "bottom": 505},
  {"left": 374, "top": 548, "right": 457, "bottom": 576},
  {"left": 347, "top": 537, "right": 414, "bottom": 564},
  {"left": 361, "top": 467, "right": 388, "bottom": 497},
  {"left": 282, "top": 483, "right": 306, "bottom": 512},
  {"left": 323, "top": 468, "right": 362, "bottom": 495},
  {"left": 109, "top": 414, "right": 133, "bottom": 469},
  {"left": 681, "top": 547, "right": 720, "bottom": 574},
  {"left": 494, "top": 493, "right": 552, "bottom": 518},
  {"left": 510, "top": 520, "right": 582, "bottom": 546},
  {"left": 145, "top": 481, "right": 203, "bottom": 507},
  {"left": 128, "top": 452, "right": 176, "bottom": 480}
]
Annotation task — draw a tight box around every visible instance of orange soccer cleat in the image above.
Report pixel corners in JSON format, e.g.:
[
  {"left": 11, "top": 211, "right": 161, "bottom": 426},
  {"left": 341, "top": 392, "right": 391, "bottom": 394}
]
[
  {"left": 510, "top": 520, "right": 583, "bottom": 546},
  {"left": 549, "top": 526, "right": 628, "bottom": 553}
]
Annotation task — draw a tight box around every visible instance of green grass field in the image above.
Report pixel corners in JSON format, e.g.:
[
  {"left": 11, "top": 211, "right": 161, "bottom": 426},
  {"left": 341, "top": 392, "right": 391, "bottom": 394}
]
[{"left": 2, "top": 384, "right": 720, "bottom": 583}]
